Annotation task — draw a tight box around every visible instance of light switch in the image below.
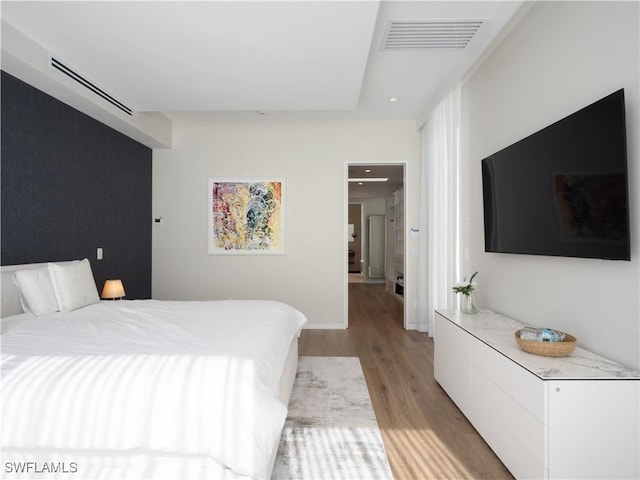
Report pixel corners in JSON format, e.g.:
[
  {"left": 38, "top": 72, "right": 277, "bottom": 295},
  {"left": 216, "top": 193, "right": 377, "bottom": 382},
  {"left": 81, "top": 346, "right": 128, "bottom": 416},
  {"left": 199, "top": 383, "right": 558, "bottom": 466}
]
[{"left": 97, "top": 247, "right": 103, "bottom": 260}]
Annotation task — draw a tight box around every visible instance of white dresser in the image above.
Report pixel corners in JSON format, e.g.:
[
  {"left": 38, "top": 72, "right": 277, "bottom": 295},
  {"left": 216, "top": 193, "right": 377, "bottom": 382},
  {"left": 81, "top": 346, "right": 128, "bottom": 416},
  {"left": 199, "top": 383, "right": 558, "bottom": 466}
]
[{"left": 434, "top": 309, "right": 639, "bottom": 480}]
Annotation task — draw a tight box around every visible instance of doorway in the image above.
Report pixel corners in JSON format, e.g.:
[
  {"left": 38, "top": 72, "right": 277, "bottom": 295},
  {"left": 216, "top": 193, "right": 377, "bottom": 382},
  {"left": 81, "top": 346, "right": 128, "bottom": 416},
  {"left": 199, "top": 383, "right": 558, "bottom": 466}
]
[{"left": 346, "top": 163, "right": 406, "bottom": 328}]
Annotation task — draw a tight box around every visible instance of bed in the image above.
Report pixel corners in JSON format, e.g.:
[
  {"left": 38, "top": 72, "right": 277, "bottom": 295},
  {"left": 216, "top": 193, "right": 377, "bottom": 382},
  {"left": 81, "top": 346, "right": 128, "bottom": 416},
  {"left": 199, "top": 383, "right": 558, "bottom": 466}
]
[{"left": 1, "top": 259, "right": 307, "bottom": 479}]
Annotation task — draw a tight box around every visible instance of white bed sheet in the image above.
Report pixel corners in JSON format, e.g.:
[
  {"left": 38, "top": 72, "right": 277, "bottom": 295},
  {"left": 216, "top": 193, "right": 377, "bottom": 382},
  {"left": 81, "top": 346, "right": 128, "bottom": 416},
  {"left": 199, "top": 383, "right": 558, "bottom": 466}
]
[{"left": 1, "top": 300, "right": 307, "bottom": 479}]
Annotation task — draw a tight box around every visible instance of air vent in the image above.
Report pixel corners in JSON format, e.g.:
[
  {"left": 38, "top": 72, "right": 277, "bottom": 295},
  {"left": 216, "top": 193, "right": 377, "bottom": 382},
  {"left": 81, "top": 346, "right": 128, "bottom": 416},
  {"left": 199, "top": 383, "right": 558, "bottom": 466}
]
[
  {"left": 50, "top": 57, "right": 133, "bottom": 116},
  {"left": 384, "top": 20, "right": 483, "bottom": 49}
]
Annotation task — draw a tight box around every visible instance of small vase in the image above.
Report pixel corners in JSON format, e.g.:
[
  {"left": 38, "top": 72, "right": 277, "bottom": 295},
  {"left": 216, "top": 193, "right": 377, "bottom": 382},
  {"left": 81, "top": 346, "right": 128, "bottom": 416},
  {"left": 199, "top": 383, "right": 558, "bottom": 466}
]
[{"left": 460, "top": 293, "right": 478, "bottom": 314}]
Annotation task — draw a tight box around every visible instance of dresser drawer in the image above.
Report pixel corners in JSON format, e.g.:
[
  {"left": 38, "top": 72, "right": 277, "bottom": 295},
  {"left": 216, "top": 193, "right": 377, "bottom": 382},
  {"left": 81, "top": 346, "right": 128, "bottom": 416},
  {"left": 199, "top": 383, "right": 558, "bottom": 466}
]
[
  {"left": 435, "top": 338, "right": 472, "bottom": 409},
  {"left": 434, "top": 313, "right": 472, "bottom": 411},
  {"left": 472, "top": 364, "right": 547, "bottom": 474},
  {"left": 435, "top": 312, "right": 471, "bottom": 361},
  {"left": 473, "top": 338, "right": 545, "bottom": 422}
]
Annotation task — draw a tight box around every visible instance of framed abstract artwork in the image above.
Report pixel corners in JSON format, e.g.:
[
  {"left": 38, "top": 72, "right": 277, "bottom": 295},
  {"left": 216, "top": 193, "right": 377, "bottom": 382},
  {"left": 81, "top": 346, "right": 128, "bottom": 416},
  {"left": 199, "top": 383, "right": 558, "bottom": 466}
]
[{"left": 208, "top": 177, "right": 285, "bottom": 254}]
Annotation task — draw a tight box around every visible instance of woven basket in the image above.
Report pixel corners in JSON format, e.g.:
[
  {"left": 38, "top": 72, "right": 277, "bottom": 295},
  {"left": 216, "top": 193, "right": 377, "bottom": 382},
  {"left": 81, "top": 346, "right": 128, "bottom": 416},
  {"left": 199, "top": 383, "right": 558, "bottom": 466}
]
[{"left": 515, "top": 330, "right": 577, "bottom": 357}]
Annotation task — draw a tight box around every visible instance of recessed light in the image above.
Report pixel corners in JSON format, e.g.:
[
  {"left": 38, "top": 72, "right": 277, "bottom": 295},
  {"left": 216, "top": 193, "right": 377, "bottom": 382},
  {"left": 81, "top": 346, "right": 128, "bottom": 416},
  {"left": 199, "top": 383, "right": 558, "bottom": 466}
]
[
  {"left": 388, "top": 97, "right": 398, "bottom": 103},
  {"left": 348, "top": 178, "right": 389, "bottom": 183},
  {"left": 365, "top": 169, "right": 371, "bottom": 173}
]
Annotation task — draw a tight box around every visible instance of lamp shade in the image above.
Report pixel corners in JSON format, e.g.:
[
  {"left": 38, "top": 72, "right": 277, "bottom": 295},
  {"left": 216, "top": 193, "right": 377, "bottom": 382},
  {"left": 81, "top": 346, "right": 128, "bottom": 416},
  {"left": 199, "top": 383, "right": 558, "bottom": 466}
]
[{"left": 101, "top": 279, "right": 125, "bottom": 299}]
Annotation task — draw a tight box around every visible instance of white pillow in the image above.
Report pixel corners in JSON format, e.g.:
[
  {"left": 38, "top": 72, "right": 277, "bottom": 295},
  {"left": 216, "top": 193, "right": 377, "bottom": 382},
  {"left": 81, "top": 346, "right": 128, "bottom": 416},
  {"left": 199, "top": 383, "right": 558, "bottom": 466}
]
[
  {"left": 12, "top": 268, "right": 59, "bottom": 315},
  {"left": 48, "top": 259, "right": 100, "bottom": 312}
]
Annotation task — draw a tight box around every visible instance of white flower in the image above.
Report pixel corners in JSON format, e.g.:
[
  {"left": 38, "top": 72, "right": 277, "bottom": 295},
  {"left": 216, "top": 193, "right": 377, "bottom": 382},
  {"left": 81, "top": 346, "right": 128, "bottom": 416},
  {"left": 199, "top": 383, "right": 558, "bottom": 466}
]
[{"left": 452, "top": 271, "right": 478, "bottom": 296}]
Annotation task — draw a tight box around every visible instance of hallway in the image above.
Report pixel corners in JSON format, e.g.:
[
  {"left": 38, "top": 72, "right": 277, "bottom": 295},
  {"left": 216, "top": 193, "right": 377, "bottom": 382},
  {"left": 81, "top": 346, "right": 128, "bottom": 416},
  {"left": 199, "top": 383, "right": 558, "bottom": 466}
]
[{"left": 298, "top": 283, "right": 512, "bottom": 479}]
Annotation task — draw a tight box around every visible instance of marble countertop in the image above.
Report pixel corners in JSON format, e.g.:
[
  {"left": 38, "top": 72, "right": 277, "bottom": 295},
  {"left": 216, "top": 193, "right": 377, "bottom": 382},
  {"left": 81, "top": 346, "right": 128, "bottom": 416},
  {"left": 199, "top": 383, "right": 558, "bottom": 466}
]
[{"left": 436, "top": 309, "right": 639, "bottom": 380}]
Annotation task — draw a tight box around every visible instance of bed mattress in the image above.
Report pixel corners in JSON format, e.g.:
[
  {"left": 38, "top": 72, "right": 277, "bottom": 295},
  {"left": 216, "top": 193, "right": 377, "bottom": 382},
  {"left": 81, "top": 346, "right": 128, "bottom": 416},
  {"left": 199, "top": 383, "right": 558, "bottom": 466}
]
[{"left": 1, "top": 299, "right": 306, "bottom": 479}]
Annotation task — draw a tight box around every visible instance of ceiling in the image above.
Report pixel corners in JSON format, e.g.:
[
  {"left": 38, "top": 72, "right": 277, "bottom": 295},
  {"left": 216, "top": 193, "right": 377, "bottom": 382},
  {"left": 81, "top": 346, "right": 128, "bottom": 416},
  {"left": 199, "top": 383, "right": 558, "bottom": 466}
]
[
  {"left": 348, "top": 164, "right": 404, "bottom": 200},
  {"left": 0, "top": 0, "right": 524, "bottom": 121}
]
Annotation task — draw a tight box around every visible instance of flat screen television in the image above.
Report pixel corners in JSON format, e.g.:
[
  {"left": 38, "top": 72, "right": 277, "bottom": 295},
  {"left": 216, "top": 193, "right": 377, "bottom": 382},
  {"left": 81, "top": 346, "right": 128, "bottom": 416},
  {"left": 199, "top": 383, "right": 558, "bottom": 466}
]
[{"left": 482, "top": 89, "right": 630, "bottom": 261}]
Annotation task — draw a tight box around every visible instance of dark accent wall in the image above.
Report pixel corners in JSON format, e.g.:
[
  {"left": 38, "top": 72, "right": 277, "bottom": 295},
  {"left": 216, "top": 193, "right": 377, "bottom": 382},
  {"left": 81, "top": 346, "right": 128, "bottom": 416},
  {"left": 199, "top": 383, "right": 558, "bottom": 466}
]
[{"left": 1, "top": 71, "right": 152, "bottom": 299}]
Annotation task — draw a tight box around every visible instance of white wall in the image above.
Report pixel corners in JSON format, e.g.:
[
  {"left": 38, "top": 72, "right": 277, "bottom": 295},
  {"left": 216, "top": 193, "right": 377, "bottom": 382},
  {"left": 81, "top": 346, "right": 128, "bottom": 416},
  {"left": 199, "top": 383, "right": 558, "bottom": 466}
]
[
  {"left": 152, "top": 116, "right": 420, "bottom": 328},
  {"left": 461, "top": 1, "right": 639, "bottom": 369}
]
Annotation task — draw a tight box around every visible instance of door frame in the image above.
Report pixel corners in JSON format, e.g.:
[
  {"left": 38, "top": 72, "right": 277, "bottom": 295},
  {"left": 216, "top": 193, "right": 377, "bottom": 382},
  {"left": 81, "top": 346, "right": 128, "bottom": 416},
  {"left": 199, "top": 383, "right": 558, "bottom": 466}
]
[{"left": 343, "top": 160, "right": 408, "bottom": 329}]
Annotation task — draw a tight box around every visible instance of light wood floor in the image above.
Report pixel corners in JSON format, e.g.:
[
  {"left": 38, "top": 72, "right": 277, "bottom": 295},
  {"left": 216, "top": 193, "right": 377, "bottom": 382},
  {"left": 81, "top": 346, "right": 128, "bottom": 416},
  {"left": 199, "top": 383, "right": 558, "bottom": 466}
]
[{"left": 298, "top": 283, "right": 514, "bottom": 480}]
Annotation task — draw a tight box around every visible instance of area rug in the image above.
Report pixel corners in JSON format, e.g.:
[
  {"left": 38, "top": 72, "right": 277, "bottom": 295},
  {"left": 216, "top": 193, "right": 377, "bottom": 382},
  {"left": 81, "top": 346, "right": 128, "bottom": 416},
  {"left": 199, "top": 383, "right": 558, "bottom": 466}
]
[{"left": 272, "top": 356, "right": 393, "bottom": 480}]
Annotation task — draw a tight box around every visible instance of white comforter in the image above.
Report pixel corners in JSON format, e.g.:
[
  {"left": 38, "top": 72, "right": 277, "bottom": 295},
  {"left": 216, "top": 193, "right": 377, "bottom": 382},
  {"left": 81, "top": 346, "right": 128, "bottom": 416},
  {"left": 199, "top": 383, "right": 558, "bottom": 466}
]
[{"left": 1, "top": 300, "right": 307, "bottom": 479}]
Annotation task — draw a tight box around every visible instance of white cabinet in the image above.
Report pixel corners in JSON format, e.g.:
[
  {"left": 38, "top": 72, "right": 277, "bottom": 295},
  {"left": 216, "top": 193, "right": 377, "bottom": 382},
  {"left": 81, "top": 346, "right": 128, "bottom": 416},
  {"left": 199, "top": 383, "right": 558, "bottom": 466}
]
[
  {"left": 433, "top": 313, "right": 472, "bottom": 412},
  {"left": 547, "top": 380, "right": 640, "bottom": 479},
  {"left": 434, "top": 310, "right": 639, "bottom": 480},
  {"left": 470, "top": 338, "right": 547, "bottom": 479}
]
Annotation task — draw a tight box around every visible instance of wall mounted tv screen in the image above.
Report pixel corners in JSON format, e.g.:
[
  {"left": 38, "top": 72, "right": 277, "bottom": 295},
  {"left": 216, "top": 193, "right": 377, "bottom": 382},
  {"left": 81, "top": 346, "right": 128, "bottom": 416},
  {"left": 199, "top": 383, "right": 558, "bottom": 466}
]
[{"left": 482, "top": 89, "right": 630, "bottom": 261}]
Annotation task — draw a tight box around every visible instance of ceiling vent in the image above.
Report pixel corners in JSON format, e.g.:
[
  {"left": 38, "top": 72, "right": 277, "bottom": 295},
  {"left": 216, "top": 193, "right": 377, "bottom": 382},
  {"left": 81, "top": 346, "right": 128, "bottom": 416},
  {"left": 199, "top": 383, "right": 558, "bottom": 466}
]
[
  {"left": 50, "top": 57, "right": 133, "bottom": 116},
  {"left": 384, "top": 20, "right": 483, "bottom": 49}
]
